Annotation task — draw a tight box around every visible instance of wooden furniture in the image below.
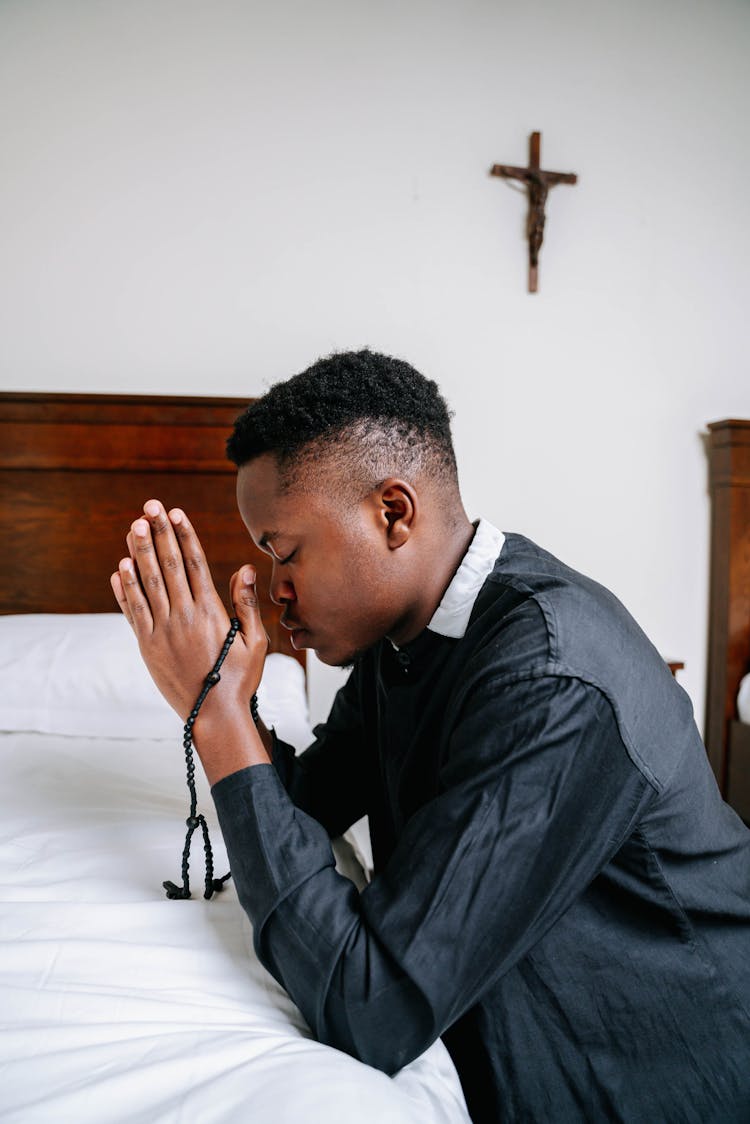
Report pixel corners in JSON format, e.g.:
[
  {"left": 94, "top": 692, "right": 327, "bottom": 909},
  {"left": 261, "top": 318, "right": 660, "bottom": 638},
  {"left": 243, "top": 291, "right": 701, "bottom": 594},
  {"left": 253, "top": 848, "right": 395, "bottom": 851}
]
[
  {"left": 705, "top": 418, "right": 750, "bottom": 820},
  {"left": 0, "top": 392, "right": 302, "bottom": 667}
]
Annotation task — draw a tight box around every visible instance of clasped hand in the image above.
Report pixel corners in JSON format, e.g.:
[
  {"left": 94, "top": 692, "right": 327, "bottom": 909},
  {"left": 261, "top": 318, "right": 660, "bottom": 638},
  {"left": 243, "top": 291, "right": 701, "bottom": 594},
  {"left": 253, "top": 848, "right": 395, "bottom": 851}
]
[{"left": 110, "top": 500, "right": 268, "bottom": 728}]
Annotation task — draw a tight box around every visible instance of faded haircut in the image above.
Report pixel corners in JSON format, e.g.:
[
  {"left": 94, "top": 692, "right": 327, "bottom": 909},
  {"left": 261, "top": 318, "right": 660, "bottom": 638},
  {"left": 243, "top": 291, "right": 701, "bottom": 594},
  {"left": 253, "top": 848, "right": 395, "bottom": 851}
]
[{"left": 226, "top": 349, "right": 458, "bottom": 496}]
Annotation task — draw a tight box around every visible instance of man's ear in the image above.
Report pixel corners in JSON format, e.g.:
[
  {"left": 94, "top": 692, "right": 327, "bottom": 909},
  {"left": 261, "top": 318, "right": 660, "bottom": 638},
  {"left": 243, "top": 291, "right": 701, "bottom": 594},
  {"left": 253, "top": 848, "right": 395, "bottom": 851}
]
[{"left": 378, "top": 479, "right": 417, "bottom": 550}]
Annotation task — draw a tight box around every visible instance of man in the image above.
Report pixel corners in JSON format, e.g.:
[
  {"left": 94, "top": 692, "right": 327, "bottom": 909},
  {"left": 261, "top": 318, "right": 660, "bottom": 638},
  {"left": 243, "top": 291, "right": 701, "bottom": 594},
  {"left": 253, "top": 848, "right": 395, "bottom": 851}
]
[{"left": 111, "top": 349, "right": 750, "bottom": 1123}]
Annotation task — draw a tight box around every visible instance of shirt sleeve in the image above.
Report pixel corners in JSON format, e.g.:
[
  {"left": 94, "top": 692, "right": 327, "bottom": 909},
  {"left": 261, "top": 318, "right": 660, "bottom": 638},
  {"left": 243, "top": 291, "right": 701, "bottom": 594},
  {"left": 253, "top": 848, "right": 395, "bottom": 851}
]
[
  {"left": 266, "top": 666, "right": 370, "bottom": 839},
  {"left": 211, "top": 673, "right": 654, "bottom": 1074}
]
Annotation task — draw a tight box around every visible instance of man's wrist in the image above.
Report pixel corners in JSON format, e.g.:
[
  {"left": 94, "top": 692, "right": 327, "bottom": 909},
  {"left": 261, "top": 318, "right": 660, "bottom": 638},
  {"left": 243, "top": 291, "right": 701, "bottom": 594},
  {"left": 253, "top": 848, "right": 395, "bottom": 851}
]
[
  {"left": 193, "top": 696, "right": 271, "bottom": 785},
  {"left": 252, "top": 711, "right": 274, "bottom": 756}
]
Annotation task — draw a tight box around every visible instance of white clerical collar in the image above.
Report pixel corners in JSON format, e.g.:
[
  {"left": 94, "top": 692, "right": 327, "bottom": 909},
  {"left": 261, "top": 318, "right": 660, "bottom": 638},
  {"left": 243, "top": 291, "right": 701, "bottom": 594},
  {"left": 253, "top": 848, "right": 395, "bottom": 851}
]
[{"left": 427, "top": 519, "right": 505, "bottom": 640}]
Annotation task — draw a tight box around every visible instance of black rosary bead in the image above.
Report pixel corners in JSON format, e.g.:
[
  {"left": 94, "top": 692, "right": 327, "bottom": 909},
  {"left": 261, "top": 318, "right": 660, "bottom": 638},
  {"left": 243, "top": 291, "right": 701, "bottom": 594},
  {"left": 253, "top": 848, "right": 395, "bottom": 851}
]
[
  {"left": 163, "top": 618, "right": 241, "bottom": 902},
  {"left": 163, "top": 880, "right": 191, "bottom": 900}
]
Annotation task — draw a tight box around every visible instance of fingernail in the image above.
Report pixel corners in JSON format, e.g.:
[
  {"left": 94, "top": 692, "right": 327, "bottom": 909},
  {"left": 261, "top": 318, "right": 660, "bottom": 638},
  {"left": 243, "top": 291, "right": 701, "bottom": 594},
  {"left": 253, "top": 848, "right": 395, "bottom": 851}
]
[
  {"left": 120, "top": 558, "right": 134, "bottom": 572},
  {"left": 144, "top": 500, "right": 160, "bottom": 517},
  {"left": 169, "top": 508, "right": 183, "bottom": 525},
  {"left": 133, "top": 520, "right": 148, "bottom": 537},
  {"left": 243, "top": 567, "right": 256, "bottom": 585}
]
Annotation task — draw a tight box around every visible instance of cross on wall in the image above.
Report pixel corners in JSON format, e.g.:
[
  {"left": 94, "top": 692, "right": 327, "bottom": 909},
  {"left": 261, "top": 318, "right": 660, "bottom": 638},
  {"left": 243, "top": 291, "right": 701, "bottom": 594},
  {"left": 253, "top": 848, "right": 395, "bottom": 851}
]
[{"left": 491, "top": 132, "right": 577, "bottom": 293}]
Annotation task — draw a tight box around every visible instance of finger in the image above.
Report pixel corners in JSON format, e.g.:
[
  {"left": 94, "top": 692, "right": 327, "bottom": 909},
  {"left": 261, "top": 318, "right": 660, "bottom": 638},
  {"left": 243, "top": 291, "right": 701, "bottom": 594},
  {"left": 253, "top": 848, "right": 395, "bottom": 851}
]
[
  {"left": 126, "top": 530, "right": 135, "bottom": 558},
  {"left": 130, "top": 515, "right": 170, "bottom": 621},
  {"left": 110, "top": 570, "right": 134, "bottom": 626},
  {"left": 117, "top": 557, "right": 153, "bottom": 636},
  {"left": 168, "top": 508, "right": 217, "bottom": 600},
  {"left": 142, "top": 499, "right": 192, "bottom": 609},
  {"left": 230, "top": 565, "right": 270, "bottom": 651}
]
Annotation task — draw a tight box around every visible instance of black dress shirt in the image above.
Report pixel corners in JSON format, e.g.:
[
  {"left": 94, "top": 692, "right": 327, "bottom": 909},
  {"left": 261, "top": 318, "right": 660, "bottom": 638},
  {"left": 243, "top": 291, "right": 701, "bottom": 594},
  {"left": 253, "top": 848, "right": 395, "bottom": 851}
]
[{"left": 213, "top": 533, "right": 750, "bottom": 1123}]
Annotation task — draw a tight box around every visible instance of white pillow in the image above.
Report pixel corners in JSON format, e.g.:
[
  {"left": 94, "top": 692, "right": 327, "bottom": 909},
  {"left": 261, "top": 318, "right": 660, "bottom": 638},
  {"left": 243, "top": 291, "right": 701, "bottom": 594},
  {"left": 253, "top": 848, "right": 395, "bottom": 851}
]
[
  {"left": 738, "top": 673, "right": 750, "bottom": 725},
  {"left": 0, "top": 614, "right": 313, "bottom": 749}
]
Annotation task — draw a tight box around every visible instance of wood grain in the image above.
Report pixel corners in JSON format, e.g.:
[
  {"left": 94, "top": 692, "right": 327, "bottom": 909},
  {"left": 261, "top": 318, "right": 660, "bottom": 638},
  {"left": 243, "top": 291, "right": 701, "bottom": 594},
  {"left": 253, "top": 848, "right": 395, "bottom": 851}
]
[
  {"left": 0, "top": 392, "right": 303, "bottom": 667},
  {"left": 705, "top": 418, "right": 750, "bottom": 808}
]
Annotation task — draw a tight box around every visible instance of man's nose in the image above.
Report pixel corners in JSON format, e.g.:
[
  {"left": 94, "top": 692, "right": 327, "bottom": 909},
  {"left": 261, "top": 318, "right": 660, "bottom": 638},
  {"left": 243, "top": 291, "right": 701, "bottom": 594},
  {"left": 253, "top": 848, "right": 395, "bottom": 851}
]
[{"left": 270, "top": 576, "right": 296, "bottom": 606}]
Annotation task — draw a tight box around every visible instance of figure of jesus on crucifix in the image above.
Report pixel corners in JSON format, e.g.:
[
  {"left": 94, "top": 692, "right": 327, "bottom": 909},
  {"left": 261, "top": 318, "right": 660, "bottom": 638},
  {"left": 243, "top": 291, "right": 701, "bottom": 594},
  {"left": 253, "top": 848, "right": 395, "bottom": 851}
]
[{"left": 491, "top": 132, "right": 577, "bottom": 292}]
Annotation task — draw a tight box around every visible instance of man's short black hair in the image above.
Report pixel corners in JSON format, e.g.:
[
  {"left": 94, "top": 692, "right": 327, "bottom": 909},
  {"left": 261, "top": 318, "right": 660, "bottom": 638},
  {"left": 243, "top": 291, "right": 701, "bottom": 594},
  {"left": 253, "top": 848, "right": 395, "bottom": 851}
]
[{"left": 227, "top": 349, "right": 458, "bottom": 494}]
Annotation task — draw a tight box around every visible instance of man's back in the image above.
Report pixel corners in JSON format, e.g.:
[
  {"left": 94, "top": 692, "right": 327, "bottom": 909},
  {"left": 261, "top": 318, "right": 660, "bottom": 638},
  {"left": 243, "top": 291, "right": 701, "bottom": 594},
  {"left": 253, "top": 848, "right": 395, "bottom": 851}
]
[{"left": 419, "top": 534, "right": 750, "bottom": 1121}]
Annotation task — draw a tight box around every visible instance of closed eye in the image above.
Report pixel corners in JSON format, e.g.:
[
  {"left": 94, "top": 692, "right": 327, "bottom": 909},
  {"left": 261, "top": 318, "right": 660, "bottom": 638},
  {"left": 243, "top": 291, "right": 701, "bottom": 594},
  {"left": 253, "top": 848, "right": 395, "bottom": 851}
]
[{"left": 279, "top": 549, "right": 297, "bottom": 565}]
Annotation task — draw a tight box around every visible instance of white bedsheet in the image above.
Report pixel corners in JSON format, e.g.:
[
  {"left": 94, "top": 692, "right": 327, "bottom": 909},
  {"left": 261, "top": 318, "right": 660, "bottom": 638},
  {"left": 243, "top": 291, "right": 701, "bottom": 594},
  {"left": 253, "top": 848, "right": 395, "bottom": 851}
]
[{"left": 0, "top": 731, "right": 470, "bottom": 1123}]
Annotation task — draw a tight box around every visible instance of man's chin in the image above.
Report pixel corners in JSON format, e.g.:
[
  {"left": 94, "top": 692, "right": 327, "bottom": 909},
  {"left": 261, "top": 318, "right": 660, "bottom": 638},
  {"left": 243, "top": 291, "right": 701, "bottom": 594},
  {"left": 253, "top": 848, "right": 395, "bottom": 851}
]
[
  {"left": 314, "top": 648, "right": 356, "bottom": 670},
  {"left": 311, "top": 640, "right": 366, "bottom": 670}
]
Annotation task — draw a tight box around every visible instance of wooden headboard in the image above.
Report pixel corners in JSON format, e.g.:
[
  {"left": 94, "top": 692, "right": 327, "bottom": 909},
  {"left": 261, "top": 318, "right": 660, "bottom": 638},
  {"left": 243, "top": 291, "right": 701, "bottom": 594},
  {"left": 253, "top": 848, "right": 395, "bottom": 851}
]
[
  {"left": 0, "top": 392, "right": 302, "bottom": 668},
  {"left": 705, "top": 418, "right": 750, "bottom": 820}
]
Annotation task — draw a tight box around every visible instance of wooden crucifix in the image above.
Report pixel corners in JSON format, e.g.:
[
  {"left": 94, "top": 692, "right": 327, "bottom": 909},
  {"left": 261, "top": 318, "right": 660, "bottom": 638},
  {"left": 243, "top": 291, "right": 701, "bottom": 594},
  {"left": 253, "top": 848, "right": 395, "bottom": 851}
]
[{"left": 491, "top": 132, "right": 577, "bottom": 292}]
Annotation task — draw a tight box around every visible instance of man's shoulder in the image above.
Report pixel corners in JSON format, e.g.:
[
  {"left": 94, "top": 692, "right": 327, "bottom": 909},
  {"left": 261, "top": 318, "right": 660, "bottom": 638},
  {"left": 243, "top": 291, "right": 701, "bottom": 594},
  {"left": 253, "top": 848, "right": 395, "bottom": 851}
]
[
  {"left": 490, "top": 532, "right": 612, "bottom": 599},
  {"left": 482, "top": 532, "right": 648, "bottom": 652},
  {"left": 468, "top": 532, "right": 631, "bottom": 663},
  {"left": 466, "top": 533, "right": 699, "bottom": 791}
]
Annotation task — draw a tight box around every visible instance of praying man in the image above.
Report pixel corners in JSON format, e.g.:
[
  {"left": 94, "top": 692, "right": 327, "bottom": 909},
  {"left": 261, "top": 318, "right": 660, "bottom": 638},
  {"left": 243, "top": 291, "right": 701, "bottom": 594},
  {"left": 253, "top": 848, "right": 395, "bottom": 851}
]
[{"left": 111, "top": 349, "right": 750, "bottom": 1124}]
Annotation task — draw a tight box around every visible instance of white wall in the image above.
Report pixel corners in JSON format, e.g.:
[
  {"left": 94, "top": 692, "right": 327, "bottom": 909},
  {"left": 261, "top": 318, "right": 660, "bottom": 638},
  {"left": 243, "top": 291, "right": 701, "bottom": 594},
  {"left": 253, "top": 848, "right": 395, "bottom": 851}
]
[{"left": 2, "top": 0, "right": 748, "bottom": 728}]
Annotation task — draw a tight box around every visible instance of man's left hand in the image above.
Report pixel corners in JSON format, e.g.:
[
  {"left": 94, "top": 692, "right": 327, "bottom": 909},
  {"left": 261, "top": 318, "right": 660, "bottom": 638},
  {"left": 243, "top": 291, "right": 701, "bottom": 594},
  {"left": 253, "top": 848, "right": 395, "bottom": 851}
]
[{"left": 109, "top": 500, "right": 268, "bottom": 727}]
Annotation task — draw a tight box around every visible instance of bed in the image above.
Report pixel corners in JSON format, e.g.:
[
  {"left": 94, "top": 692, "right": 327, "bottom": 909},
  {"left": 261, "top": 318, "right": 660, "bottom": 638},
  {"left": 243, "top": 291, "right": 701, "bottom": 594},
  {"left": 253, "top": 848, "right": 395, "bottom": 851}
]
[
  {"left": 0, "top": 392, "right": 470, "bottom": 1124},
  {"left": 705, "top": 418, "right": 750, "bottom": 824}
]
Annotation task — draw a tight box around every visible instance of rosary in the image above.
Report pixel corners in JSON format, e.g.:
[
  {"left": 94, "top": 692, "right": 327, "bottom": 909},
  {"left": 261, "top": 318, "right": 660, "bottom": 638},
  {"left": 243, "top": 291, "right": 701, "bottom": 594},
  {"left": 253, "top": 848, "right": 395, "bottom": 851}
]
[{"left": 163, "top": 617, "right": 258, "bottom": 900}]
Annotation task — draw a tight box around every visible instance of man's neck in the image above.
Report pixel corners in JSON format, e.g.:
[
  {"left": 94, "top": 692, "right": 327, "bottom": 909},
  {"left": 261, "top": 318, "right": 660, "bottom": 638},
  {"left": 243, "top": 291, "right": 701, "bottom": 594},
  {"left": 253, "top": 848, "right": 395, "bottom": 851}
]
[{"left": 388, "top": 514, "right": 476, "bottom": 648}]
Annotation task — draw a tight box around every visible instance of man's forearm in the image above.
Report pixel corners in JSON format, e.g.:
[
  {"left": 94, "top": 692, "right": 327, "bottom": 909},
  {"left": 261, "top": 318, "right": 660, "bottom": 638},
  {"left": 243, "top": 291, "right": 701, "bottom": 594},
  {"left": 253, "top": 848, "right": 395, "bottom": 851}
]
[
  {"left": 193, "top": 696, "right": 270, "bottom": 785},
  {"left": 254, "top": 713, "right": 274, "bottom": 757}
]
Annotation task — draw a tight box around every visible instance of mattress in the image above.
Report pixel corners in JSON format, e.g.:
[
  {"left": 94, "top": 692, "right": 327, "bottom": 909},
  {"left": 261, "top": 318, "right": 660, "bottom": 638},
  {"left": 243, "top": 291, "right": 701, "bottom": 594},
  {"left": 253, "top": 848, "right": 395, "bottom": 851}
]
[{"left": 0, "top": 720, "right": 469, "bottom": 1122}]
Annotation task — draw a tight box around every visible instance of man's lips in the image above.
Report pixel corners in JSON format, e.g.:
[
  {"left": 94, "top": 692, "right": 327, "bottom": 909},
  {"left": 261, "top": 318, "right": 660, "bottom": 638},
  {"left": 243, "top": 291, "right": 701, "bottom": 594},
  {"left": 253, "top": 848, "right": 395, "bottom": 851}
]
[
  {"left": 281, "top": 617, "right": 311, "bottom": 647},
  {"left": 280, "top": 616, "right": 305, "bottom": 633}
]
